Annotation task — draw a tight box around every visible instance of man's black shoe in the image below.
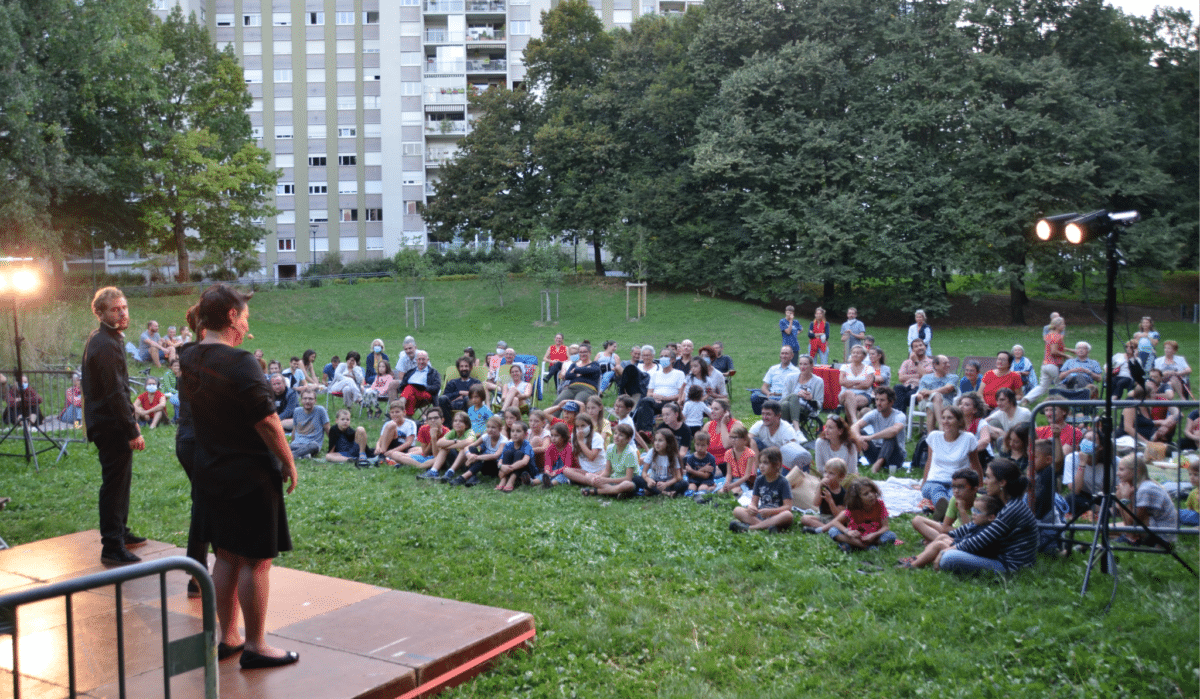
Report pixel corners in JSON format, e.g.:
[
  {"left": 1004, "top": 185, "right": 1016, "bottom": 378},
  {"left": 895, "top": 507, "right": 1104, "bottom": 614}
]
[
  {"left": 124, "top": 534, "right": 148, "bottom": 547},
  {"left": 101, "top": 547, "right": 142, "bottom": 565}
]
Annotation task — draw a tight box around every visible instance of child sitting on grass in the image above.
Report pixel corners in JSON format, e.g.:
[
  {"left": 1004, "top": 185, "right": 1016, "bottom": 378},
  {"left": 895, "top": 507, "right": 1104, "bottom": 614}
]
[
  {"left": 719, "top": 425, "right": 755, "bottom": 495},
  {"left": 897, "top": 493, "right": 1001, "bottom": 568},
  {"left": 501, "top": 406, "right": 522, "bottom": 440},
  {"left": 1180, "top": 457, "right": 1199, "bottom": 527},
  {"left": 564, "top": 414, "right": 609, "bottom": 487},
  {"left": 375, "top": 399, "right": 417, "bottom": 464},
  {"left": 419, "top": 411, "right": 475, "bottom": 479},
  {"left": 534, "top": 422, "right": 573, "bottom": 488},
  {"left": 1114, "top": 453, "right": 1177, "bottom": 548},
  {"left": 326, "top": 408, "right": 374, "bottom": 467},
  {"left": 799, "top": 458, "right": 847, "bottom": 531},
  {"left": 393, "top": 407, "right": 449, "bottom": 468},
  {"left": 910, "top": 467, "right": 980, "bottom": 543},
  {"left": 684, "top": 431, "right": 717, "bottom": 495},
  {"left": 446, "top": 415, "right": 508, "bottom": 485},
  {"left": 729, "top": 447, "right": 795, "bottom": 533},
  {"left": 817, "top": 477, "right": 895, "bottom": 552},
  {"left": 584, "top": 424, "right": 639, "bottom": 497},
  {"left": 584, "top": 395, "right": 614, "bottom": 448},
  {"left": 495, "top": 421, "right": 535, "bottom": 491},
  {"left": 527, "top": 409, "right": 551, "bottom": 472}
]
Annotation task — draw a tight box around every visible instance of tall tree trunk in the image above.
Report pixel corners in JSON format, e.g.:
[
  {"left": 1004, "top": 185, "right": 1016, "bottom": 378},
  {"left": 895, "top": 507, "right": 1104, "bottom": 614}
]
[
  {"left": 591, "top": 230, "right": 605, "bottom": 276},
  {"left": 1009, "top": 277, "right": 1026, "bottom": 325},
  {"left": 823, "top": 279, "right": 834, "bottom": 303},
  {"left": 174, "top": 211, "right": 190, "bottom": 283}
]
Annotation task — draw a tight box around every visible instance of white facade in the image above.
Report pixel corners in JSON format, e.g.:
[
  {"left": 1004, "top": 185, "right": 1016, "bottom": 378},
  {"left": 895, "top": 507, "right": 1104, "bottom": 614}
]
[{"left": 152, "top": 0, "right": 696, "bottom": 280}]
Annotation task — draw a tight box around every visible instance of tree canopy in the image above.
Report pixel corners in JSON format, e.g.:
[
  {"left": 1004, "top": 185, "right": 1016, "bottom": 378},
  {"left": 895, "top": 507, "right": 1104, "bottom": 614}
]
[{"left": 426, "top": 0, "right": 1197, "bottom": 319}]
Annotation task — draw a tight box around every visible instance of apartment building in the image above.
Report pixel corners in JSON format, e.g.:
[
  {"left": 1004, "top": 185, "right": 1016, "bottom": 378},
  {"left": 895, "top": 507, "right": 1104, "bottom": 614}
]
[{"left": 150, "top": 0, "right": 700, "bottom": 280}]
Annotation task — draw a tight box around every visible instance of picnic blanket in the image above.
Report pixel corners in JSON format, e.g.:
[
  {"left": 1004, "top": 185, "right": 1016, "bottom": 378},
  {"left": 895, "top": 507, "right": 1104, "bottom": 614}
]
[{"left": 879, "top": 476, "right": 926, "bottom": 515}]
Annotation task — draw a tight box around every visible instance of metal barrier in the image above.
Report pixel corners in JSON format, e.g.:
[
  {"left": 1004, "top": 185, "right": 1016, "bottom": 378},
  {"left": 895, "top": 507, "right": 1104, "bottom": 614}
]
[
  {"left": 0, "top": 369, "right": 86, "bottom": 467},
  {"left": 0, "top": 556, "right": 218, "bottom": 699}
]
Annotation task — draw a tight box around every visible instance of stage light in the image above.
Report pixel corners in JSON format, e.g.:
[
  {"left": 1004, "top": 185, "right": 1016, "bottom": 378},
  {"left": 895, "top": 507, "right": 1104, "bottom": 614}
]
[
  {"left": 1035, "top": 213, "right": 1079, "bottom": 241},
  {"left": 1065, "top": 222, "right": 1085, "bottom": 244},
  {"left": 12, "top": 269, "right": 38, "bottom": 294}
]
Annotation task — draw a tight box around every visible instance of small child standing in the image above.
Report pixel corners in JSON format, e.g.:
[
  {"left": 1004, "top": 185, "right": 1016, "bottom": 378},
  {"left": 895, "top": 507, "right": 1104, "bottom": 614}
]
[
  {"left": 681, "top": 385, "right": 710, "bottom": 435},
  {"left": 536, "top": 423, "right": 573, "bottom": 489},
  {"left": 729, "top": 447, "right": 795, "bottom": 532},
  {"left": 799, "top": 458, "right": 847, "bottom": 531},
  {"left": 466, "top": 385, "right": 493, "bottom": 435},
  {"left": 684, "top": 431, "right": 717, "bottom": 495},
  {"left": 719, "top": 426, "right": 755, "bottom": 495},
  {"left": 898, "top": 493, "right": 1001, "bottom": 568},
  {"left": 325, "top": 408, "right": 373, "bottom": 467},
  {"left": 818, "top": 477, "right": 895, "bottom": 552}
]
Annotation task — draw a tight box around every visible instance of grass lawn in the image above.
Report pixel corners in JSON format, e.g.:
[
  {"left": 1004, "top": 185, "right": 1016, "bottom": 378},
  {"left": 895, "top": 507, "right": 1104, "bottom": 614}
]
[{"left": 2, "top": 277, "right": 1197, "bottom": 697}]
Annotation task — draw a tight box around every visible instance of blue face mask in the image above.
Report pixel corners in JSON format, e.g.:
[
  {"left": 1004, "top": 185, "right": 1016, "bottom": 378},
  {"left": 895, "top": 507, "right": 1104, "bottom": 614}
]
[
  {"left": 1080, "top": 439, "right": 1094, "bottom": 455},
  {"left": 21, "top": 382, "right": 28, "bottom": 390},
  {"left": 702, "top": 356, "right": 711, "bottom": 365},
  {"left": 659, "top": 357, "right": 670, "bottom": 368},
  {"left": 569, "top": 354, "right": 579, "bottom": 363},
  {"left": 146, "top": 385, "right": 158, "bottom": 394}
]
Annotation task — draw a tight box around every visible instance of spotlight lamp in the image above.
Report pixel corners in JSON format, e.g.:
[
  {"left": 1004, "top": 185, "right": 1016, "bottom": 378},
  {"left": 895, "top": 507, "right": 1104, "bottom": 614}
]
[
  {"left": 1036, "top": 210, "right": 1141, "bottom": 245},
  {"left": 0, "top": 259, "right": 41, "bottom": 298},
  {"left": 1035, "top": 212, "right": 1079, "bottom": 241}
]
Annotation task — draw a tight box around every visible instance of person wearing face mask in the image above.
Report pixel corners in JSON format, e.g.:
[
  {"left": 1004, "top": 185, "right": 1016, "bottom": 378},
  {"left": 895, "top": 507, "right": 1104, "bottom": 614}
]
[
  {"left": 364, "top": 339, "right": 390, "bottom": 386},
  {"left": 439, "top": 356, "right": 481, "bottom": 419},
  {"left": 4, "top": 373, "right": 44, "bottom": 426},
  {"left": 133, "top": 377, "right": 170, "bottom": 429},
  {"left": 83, "top": 287, "right": 147, "bottom": 565},
  {"left": 631, "top": 348, "right": 688, "bottom": 434}
]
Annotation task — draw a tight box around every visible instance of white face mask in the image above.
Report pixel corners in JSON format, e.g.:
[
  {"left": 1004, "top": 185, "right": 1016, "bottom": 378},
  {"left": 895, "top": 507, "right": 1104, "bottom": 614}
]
[
  {"left": 578, "top": 426, "right": 590, "bottom": 437},
  {"left": 146, "top": 385, "right": 158, "bottom": 393},
  {"left": 373, "top": 346, "right": 382, "bottom": 353}
]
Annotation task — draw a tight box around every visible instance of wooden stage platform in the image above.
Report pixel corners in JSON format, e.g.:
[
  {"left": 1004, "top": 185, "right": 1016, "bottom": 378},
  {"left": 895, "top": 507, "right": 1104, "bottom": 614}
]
[{"left": 0, "top": 531, "right": 536, "bottom": 698}]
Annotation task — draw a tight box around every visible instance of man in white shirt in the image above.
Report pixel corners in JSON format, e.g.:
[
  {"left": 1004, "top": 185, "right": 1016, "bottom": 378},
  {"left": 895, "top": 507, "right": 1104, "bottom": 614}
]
[
  {"left": 749, "top": 400, "right": 812, "bottom": 472},
  {"left": 751, "top": 346, "right": 799, "bottom": 416}
]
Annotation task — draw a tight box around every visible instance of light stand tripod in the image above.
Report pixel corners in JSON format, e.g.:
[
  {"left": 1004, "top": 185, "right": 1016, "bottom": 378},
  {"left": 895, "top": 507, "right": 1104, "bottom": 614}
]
[{"left": 0, "top": 265, "right": 63, "bottom": 472}]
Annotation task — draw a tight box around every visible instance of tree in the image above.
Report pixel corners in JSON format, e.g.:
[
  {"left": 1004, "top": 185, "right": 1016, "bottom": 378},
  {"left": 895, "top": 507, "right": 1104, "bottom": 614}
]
[
  {"left": 137, "top": 8, "right": 277, "bottom": 282},
  {"left": 422, "top": 87, "right": 544, "bottom": 244},
  {"left": 479, "top": 262, "right": 510, "bottom": 307}
]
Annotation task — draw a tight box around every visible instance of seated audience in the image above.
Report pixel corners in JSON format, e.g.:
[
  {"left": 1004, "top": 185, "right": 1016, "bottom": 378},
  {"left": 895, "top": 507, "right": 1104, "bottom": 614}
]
[
  {"left": 798, "top": 458, "right": 847, "bottom": 530},
  {"left": 748, "top": 400, "right": 812, "bottom": 472},
  {"left": 1114, "top": 453, "right": 1177, "bottom": 548},
  {"left": 958, "top": 360, "right": 982, "bottom": 395},
  {"left": 1155, "top": 340, "right": 1191, "bottom": 399},
  {"left": 910, "top": 467, "right": 980, "bottom": 543},
  {"left": 728, "top": 447, "right": 794, "bottom": 533},
  {"left": 913, "top": 355, "right": 959, "bottom": 433},
  {"left": 61, "top": 372, "right": 83, "bottom": 426},
  {"left": 810, "top": 415, "right": 858, "bottom": 477},
  {"left": 328, "top": 352, "right": 365, "bottom": 408},
  {"left": 137, "top": 320, "right": 176, "bottom": 368},
  {"left": 893, "top": 338, "right": 933, "bottom": 411},
  {"left": 397, "top": 350, "right": 441, "bottom": 417},
  {"left": 326, "top": 408, "right": 374, "bottom": 467},
  {"left": 1059, "top": 341, "right": 1102, "bottom": 391},
  {"left": 709, "top": 341, "right": 734, "bottom": 375},
  {"left": 785, "top": 355, "right": 824, "bottom": 430},
  {"left": 751, "top": 346, "right": 798, "bottom": 416},
  {"left": 981, "top": 351, "right": 1023, "bottom": 408},
  {"left": 1010, "top": 344, "right": 1034, "bottom": 393},
  {"left": 132, "top": 376, "right": 167, "bottom": 429},
  {"left": 289, "top": 387, "right": 330, "bottom": 459},
  {"left": 364, "top": 339, "right": 390, "bottom": 386},
  {"left": 556, "top": 343, "right": 601, "bottom": 404},
  {"left": 362, "top": 360, "right": 394, "bottom": 418},
  {"left": 851, "top": 387, "right": 906, "bottom": 475},
  {"left": 838, "top": 345, "right": 875, "bottom": 423},
  {"left": 439, "top": 356, "right": 481, "bottom": 419},
  {"left": 269, "top": 373, "right": 299, "bottom": 430},
  {"left": 985, "top": 387, "right": 1032, "bottom": 442},
  {"left": 934, "top": 458, "right": 1038, "bottom": 574}
]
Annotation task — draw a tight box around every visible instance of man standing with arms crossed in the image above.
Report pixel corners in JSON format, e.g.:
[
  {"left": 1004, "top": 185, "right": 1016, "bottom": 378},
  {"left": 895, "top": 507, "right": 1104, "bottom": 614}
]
[{"left": 83, "top": 287, "right": 146, "bottom": 564}]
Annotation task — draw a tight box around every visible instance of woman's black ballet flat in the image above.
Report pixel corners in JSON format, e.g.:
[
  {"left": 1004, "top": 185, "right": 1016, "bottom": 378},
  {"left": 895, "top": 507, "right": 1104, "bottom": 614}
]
[
  {"left": 217, "top": 643, "right": 244, "bottom": 660},
  {"left": 240, "top": 649, "right": 300, "bottom": 670}
]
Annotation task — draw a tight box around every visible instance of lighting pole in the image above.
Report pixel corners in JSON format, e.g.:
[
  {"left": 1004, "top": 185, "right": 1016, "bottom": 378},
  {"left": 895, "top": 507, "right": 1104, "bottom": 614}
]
[{"left": 0, "top": 259, "right": 60, "bottom": 470}]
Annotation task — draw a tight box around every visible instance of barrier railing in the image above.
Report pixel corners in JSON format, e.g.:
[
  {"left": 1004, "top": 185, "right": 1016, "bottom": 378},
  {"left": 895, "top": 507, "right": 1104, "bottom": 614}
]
[
  {"left": 0, "top": 369, "right": 85, "bottom": 467},
  {"left": 0, "top": 556, "right": 217, "bottom": 699}
]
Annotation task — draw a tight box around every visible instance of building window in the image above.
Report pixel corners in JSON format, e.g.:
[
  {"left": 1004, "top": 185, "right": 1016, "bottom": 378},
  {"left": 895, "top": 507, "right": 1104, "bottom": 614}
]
[
  {"left": 365, "top": 180, "right": 383, "bottom": 193},
  {"left": 307, "top": 68, "right": 326, "bottom": 82},
  {"left": 251, "top": 126, "right": 263, "bottom": 139},
  {"left": 243, "top": 42, "right": 262, "bottom": 55},
  {"left": 309, "top": 209, "right": 329, "bottom": 222},
  {"left": 309, "top": 183, "right": 328, "bottom": 194},
  {"left": 402, "top": 81, "right": 422, "bottom": 96},
  {"left": 249, "top": 99, "right": 263, "bottom": 112},
  {"left": 150, "top": 0, "right": 167, "bottom": 10},
  {"left": 363, "top": 11, "right": 379, "bottom": 24},
  {"left": 274, "top": 40, "right": 292, "bottom": 54},
  {"left": 400, "top": 22, "right": 421, "bottom": 35},
  {"left": 338, "top": 154, "right": 357, "bottom": 166},
  {"left": 307, "top": 41, "right": 325, "bottom": 54},
  {"left": 336, "top": 40, "right": 356, "bottom": 54},
  {"left": 402, "top": 142, "right": 422, "bottom": 156},
  {"left": 273, "top": 12, "right": 291, "bottom": 25},
  {"left": 363, "top": 95, "right": 380, "bottom": 109},
  {"left": 278, "top": 238, "right": 296, "bottom": 251},
  {"left": 362, "top": 39, "right": 380, "bottom": 54},
  {"left": 307, "top": 96, "right": 326, "bottom": 110},
  {"left": 276, "top": 125, "right": 294, "bottom": 139},
  {"left": 277, "top": 211, "right": 296, "bottom": 224},
  {"left": 401, "top": 52, "right": 421, "bottom": 66},
  {"left": 336, "top": 11, "right": 355, "bottom": 24},
  {"left": 401, "top": 172, "right": 423, "bottom": 185},
  {"left": 337, "top": 95, "right": 356, "bottom": 110},
  {"left": 338, "top": 127, "right": 357, "bottom": 138},
  {"left": 306, "top": 12, "right": 324, "bottom": 25},
  {"left": 339, "top": 181, "right": 358, "bottom": 194},
  {"left": 244, "top": 69, "right": 262, "bottom": 83},
  {"left": 308, "top": 156, "right": 327, "bottom": 167},
  {"left": 364, "top": 70, "right": 380, "bottom": 81},
  {"left": 277, "top": 183, "right": 295, "bottom": 195},
  {"left": 366, "top": 236, "right": 384, "bottom": 251},
  {"left": 276, "top": 154, "right": 295, "bottom": 168},
  {"left": 215, "top": 13, "right": 233, "bottom": 26},
  {"left": 364, "top": 123, "right": 382, "bottom": 138},
  {"left": 274, "top": 68, "right": 293, "bottom": 82},
  {"left": 364, "top": 151, "right": 382, "bottom": 166},
  {"left": 243, "top": 13, "right": 261, "bottom": 26},
  {"left": 340, "top": 208, "right": 358, "bottom": 222},
  {"left": 337, "top": 67, "right": 356, "bottom": 82},
  {"left": 276, "top": 97, "right": 294, "bottom": 111},
  {"left": 401, "top": 0, "right": 419, "bottom": 6},
  {"left": 365, "top": 208, "right": 383, "bottom": 221},
  {"left": 511, "top": 21, "right": 529, "bottom": 34},
  {"left": 405, "top": 201, "right": 418, "bottom": 215}
]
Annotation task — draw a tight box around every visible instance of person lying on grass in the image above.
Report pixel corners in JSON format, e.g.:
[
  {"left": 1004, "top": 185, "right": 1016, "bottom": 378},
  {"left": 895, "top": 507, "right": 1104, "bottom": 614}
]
[
  {"left": 815, "top": 477, "right": 895, "bottom": 552},
  {"left": 910, "top": 467, "right": 980, "bottom": 544},
  {"left": 898, "top": 493, "right": 1001, "bottom": 569},
  {"left": 729, "top": 447, "right": 794, "bottom": 533}
]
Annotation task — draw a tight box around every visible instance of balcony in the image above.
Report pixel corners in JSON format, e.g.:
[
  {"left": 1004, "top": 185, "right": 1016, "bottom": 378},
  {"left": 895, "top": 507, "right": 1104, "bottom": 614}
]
[
  {"left": 425, "top": 182, "right": 438, "bottom": 196},
  {"left": 465, "top": 58, "right": 507, "bottom": 72},
  {"left": 466, "top": 0, "right": 505, "bottom": 11},
  {"left": 467, "top": 28, "right": 505, "bottom": 41},
  {"left": 425, "top": 0, "right": 464, "bottom": 12},
  {"left": 426, "top": 89, "right": 468, "bottom": 104},
  {"left": 426, "top": 150, "right": 455, "bottom": 165},
  {"left": 425, "top": 120, "right": 470, "bottom": 135},
  {"left": 426, "top": 59, "right": 465, "bottom": 74},
  {"left": 424, "top": 29, "right": 465, "bottom": 42}
]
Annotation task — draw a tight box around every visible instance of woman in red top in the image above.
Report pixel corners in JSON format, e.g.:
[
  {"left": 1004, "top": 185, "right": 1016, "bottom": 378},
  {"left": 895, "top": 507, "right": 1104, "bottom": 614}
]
[
  {"left": 704, "top": 398, "right": 743, "bottom": 469},
  {"left": 1024, "top": 316, "right": 1070, "bottom": 406},
  {"left": 982, "top": 351, "right": 1024, "bottom": 408},
  {"left": 808, "top": 307, "right": 829, "bottom": 365}
]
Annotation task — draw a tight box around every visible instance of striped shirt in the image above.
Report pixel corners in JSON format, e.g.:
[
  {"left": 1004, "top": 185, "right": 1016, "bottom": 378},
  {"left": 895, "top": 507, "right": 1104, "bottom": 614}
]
[{"left": 951, "top": 497, "right": 1038, "bottom": 571}]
